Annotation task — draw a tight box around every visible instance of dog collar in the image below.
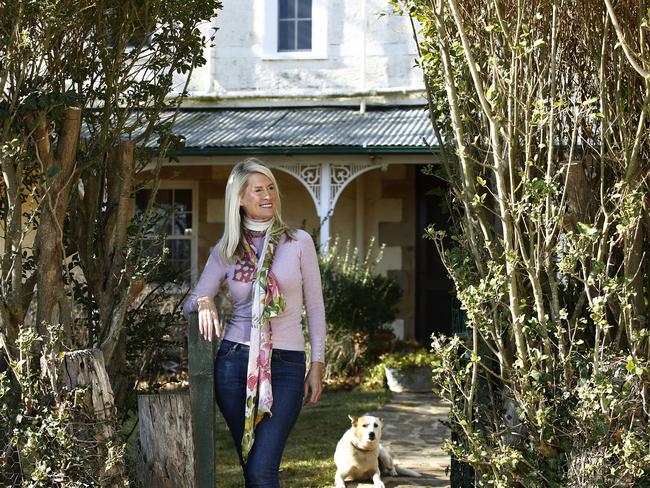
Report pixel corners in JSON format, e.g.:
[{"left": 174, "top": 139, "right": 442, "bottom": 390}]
[{"left": 350, "top": 441, "right": 374, "bottom": 452}]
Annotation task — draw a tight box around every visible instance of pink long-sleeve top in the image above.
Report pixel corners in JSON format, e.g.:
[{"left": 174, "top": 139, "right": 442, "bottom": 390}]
[{"left": 183, "top": 229, "right": 326, "bottom": 363}]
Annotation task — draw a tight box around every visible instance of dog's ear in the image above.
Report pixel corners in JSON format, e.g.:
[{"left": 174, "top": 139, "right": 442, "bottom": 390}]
[{"left": 348, "top": 415, "right": 359, "bottom": 425}]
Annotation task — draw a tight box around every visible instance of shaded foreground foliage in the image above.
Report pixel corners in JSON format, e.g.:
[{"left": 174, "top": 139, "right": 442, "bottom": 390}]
[
  {"left": 0, "top": 326, "right": 126, "bottom": 486},
  {"left": 395, "top": 0, "right": 650, "bottom": 486},
  {"left": 0, "top": 0, "right": 221, "bottom": 483}
]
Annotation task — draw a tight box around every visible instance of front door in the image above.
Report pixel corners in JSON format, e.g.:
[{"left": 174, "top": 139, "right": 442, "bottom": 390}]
[{"left": 415, "top": 169, "right": 454, "bottom": 344}]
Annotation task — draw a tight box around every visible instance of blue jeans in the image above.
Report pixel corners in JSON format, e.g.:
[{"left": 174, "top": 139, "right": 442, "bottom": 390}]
[{"left": 215, "top": 339, "right": 306, "bottom": 488}]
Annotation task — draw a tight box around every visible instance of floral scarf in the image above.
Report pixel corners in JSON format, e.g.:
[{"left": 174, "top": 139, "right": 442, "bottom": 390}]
[{"left": 240, "top": 229, "right": 285, "bottom": 461}]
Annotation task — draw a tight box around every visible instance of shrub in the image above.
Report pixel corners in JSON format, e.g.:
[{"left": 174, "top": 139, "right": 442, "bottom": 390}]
[
  {"left": 319, "top": 237, "right": 403, "bottom": 380},
  {"left": 320, "top": 237, "right": 402, "bottom": 338},
  {"left": 393, "top": 0, "right": 650, "bottom": 484},
  {"left": 360, "top": 363, "right": 387, "bottom": 391},
  {"left": 380, "top": 349, "right": 436, "bottom": 369}
]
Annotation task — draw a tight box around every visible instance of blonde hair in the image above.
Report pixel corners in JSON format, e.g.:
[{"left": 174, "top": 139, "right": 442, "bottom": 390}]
[{"left": 218, "top": 158, "right": 292, "bottom": 264}]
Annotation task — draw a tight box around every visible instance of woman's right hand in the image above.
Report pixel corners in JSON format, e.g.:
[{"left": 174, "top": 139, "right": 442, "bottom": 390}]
[{"left": 197, "top": 296, "right": 223, "bottom": 342}]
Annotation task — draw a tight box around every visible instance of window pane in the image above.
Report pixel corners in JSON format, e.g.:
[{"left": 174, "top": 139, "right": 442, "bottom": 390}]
[
  {"left": 135, "top": 188, "right": 194, "bottom": 283},
  {"left": 172, "top": 213, "right": 192, "bottom": 236},
  {"left": 278, "top": 0, "right": 294, "bottom": 19},
  {"left": 297, "top": 20, "right": 311, "bottom": 50},
  {"left": 168, "top": 239, "right": 191, "bottom": 277},
  {"left": 297, "top": 0, "right": 311, "bottom": 18},
  {"left": 151, "top": 207, "right": 172, "bottom": 235},
  {"left": 278, "top": 20, "right": 295, "bottom": 51},
  {"left": 135, "top": 189, "right": 151, "bottom": 212},
  {"left": 173, "top": 189, "right": 192, "bottom": 212},
  {"left": 155, "top": 189, "right": 172, "bottom": 206}
]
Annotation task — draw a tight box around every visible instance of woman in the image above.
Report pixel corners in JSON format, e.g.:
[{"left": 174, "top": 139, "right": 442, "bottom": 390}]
[{"left": 183, "top": 158, "right": 326, "bottom": 488}]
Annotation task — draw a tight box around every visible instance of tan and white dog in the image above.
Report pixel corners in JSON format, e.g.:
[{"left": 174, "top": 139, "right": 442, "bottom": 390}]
[{"left": 334, "top": 415, "right": 421, "bottom": 488}]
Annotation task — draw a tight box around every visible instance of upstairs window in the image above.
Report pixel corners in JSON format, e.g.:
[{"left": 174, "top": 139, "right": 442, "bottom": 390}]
[
  {"left": 259, "top": 0, "right": 326, "bottom": 60},
  {"left": 278, "top": 0, "right": 312, "bottom": 51}
]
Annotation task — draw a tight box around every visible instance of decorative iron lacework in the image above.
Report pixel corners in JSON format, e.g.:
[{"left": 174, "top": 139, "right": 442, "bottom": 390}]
[{"left": 273, "top": 161, "right": 384, "bottom": 215}]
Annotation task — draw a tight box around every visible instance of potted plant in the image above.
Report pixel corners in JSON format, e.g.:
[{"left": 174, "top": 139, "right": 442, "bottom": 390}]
[{"left": 380, "top": 349, "right": 435, "bottom": 393}]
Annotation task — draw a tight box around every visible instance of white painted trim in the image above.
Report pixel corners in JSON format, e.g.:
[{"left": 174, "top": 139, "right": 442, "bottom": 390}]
[
  {"left": 269, "top": 161, "right": 382, "bottom": 251},
  {"left": 319, "top": 162, "right": 331, "bottom": 249},
  {"left": 261, "top": 51, "right": 328, "bottom": 61},
  {"left": 271, "top": 166, "right": 320, "bottom": 211},
  {"left": 259, "top": 0, "right": 328, "bottom": 60},
  {"left": 360, "top": 0, "right": 367, "bottom": 94},
  {"left": 312, "top": 0, "right": 328, "bottom": 58},
  {"left": 203, "top": 85, "right": 425, "bottom": 99},
  {"left": 144, "top": 156, "right": 439, "bottom": 173}
]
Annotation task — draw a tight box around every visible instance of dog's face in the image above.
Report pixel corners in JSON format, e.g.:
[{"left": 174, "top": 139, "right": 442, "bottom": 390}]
[{"left": 349, "top": 415, "right": 383, "bottom": 448}]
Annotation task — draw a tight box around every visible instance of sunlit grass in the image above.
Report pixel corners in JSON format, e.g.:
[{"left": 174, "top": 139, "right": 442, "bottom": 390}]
[{"left": 215, "top": 388, "right": 390, "bottom": 487}]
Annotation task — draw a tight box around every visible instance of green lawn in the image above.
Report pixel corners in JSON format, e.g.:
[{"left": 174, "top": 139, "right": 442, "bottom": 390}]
[{"left": 215, "top": 388, "right": 390, "bottom": 487}]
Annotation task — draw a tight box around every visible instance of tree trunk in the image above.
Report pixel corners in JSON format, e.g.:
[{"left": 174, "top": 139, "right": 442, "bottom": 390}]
[
  {"left": 62, "top": 349, "right": 125, "bottom": 486},
  {"left": 34, "top": 107, "right": 81, "bottom": 343},
  {"left": 138, "top": 391, "right": 195, "bottom": 488},
  {"left": 95, "top": 140, "right": 135, "bottom": 388}
]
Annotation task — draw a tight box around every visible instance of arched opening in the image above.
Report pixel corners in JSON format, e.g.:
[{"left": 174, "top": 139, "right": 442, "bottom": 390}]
[{"left": 272, "top": 169, "right": 320, "bottom": 235}]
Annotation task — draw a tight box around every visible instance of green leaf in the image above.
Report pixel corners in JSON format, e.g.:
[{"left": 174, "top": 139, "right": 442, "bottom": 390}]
[
  {"left": 625, "top": 356, "right": 635, "bottom": 373},
  {"left": 576, "top": 222, "right": 599, "bottom": 237}
]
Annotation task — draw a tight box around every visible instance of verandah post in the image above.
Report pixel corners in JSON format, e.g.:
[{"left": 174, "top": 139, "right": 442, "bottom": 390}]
[{"left": 188, "top": 311, "right": 217, "bottom": 487}]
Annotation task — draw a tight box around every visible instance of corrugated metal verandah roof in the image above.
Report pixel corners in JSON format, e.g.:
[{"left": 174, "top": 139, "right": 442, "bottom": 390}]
[{"left": 164, "top": 106, "right": 440, "bottom": 155}]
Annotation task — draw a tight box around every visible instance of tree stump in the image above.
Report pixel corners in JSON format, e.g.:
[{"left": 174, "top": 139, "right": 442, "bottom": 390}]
[
  {"left": 61, "top": 348, "right": 124, "bottom": 485},
  {"left": 62, "top": 349, "right": 116, "bottom": 428},
  {"left": 138, "top": 392, "right": 195, "bottom": 488}
]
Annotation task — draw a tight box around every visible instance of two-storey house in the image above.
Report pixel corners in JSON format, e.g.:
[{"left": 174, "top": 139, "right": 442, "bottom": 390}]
[{"left": 149, "top": 0, "right": 452, "bottom": 343}]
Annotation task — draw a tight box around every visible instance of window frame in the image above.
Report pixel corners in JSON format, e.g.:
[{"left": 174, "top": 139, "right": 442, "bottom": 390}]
[
  {"left": 134, "top": 180, "right": 199, "bottom": 285},
  {"left": 277, "top": 0, "right": 313, "bottom": 52},
  {"left": 260, "top": 0, "right": 328, "bottom": 60}
]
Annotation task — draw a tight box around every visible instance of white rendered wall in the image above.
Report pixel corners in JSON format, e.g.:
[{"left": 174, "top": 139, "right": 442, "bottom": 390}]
[{"left": 178, "top": 0, "right": 425, "bottom": 104}]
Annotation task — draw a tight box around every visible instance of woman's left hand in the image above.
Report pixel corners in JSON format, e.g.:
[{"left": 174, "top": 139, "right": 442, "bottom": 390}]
[{"left": 303, "top": 361, "right": 324, "bottom": 406}]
